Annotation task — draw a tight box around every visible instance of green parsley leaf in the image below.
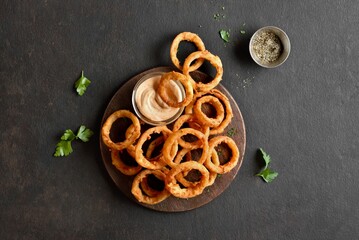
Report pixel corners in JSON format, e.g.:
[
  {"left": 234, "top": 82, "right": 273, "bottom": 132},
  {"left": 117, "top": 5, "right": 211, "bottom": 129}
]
[
  {"left": 256, "top": 168, "right": 278, "bottom": 183},
  {"left": 256, "top": 148, "right": 278, "bottom": 183},
  {"left": 60, "top": 129, "right": 76, "bottom": 141},
  {"left": 74, "top": 71, "right": 91, "bottom": 96},
  {"left": 240, "top": 30, "right": 246, "bottom": 34},
  {"left": 53, "top": 125, "right": 93, "bottom": 157},
  {"left": 259, "top": 148, "right": 271, "bottom": 168},
  {"left": 227, "top": 127, "right": 236, "bottom": 137},
  {"left": 54, "top": 140, "right": 73, "bottom": 157},
  {"left": 219, "top": 30, "right": 230, "bottom": 42},
  {"left": 76, "top": 125, "right": 94, "bottom": 142}
]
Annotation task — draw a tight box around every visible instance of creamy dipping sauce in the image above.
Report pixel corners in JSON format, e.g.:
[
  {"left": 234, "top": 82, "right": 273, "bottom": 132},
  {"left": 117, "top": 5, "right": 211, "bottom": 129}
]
[{"left": 134, "top": 74, "right": 183, "bottom": 122}]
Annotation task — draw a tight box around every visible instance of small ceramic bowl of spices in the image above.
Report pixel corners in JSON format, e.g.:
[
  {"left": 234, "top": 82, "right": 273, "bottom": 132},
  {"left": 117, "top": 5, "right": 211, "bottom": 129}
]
[{"left": 249, "top": 26, "right": 290, "bottom": 68}]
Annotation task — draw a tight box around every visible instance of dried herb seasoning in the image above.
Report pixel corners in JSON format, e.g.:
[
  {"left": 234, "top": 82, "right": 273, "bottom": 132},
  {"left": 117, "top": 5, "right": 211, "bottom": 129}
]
[{"left": 252, "top": 31, "right": 283, "bottom": 63}]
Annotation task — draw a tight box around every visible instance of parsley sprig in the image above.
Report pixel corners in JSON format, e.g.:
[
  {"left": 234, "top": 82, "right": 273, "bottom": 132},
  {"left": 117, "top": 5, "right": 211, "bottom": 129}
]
[
  {"left": 256, "top": 148, "right": 278, "bottom": 183},
  {"left": 54, "top": 125, "right": 93, "bottom": 157},
  {"left": 74, "top": 71, "right": 91, "bottom": 96}
]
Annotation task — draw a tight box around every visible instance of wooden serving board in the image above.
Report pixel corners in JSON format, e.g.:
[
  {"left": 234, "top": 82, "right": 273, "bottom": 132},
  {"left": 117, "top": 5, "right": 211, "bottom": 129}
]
[{"left": 99, "top": 66, "right": 246, "bottom": 212}]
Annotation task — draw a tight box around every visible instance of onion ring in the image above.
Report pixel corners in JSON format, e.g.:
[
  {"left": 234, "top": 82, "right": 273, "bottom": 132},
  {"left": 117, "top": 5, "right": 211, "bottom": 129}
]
[
  {"left": 170, "top": 32, "right": 206, "bottom": 71},
  {"left": 131, "top": 169, "right": 171, "bottom": 204},
  {"left": 173, "top": 148, "right": 193, "bottom": 165},
  {"left": 184, "top": 89, "right": 233, "bottom": 135},
  {"left": 207, "top": 89, "right": 233, "bottom": 135},
  {"left": 206, "top": 151, "right": 220, "bottom": 187},
  {"left": 101, "top": 110, "right": 141, "bottom": 151},
  {"left": 162, "top": 128, "right": 209, "bottom": 167},
  {"left": 174, "top": 149, "right": 218, "bottom": 188},
  {"left": 135, "top": 126, "right": 172, "bottom": 170},
  {"left": 111, "top": 149, "right": 142, "bottom": 176},
  {"left": 145, "top": 136, "right": 165, "bottom": 159},
  {"left": 182, "top": 50, "right": 223, "bottom": 92},
  {"left": 205, "top": 136, "right": 240, "bottom": 174},
  {"left": 140, "top": 176, "right": 162, "bottom": 197},
  {"left": 125, "top": 124, "right": 139, "bottom": 158},
  {"left": 165, "top": 161, "right": 209, "bottom": 198},
  {"left": 157, "top": 71, "right": 193, "bottom": 108},
  {"left": 145, "top": 135, "right": 178, "bottom": 166},
  {"left": 193, "top": 95, "right": 225, "bottom": 128},
  {"left": 184, "top": 90, "right": 206, "bottom": 115},
  {"left": 172, "top": 114, "right": 209, "bottom": 147}
]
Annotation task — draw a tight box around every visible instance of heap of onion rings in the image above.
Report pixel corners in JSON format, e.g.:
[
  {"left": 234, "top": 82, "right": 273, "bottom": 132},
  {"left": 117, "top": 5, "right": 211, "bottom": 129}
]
[{"left": 101, "top": 32, "right": 241, "bottom": 205}]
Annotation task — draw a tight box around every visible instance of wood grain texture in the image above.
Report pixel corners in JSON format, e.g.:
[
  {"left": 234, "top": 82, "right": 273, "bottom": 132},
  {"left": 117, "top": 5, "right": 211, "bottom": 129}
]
[{"left": 100, "top": 66, "right": 246, "bottom": 212}]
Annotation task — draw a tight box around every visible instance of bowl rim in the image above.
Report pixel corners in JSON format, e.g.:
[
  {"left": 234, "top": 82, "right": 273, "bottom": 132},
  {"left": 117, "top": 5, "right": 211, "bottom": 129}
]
[
  {"left": 249, "top": 26, "right": 291, "bottom": 68},
  {"left": 131, "top": 71, "right": 185, "bottom": 126}
]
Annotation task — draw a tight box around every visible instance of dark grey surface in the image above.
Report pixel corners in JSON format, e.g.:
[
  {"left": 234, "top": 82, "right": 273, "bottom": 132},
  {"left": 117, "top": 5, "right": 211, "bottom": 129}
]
[{"left": 1, "top": 0, "right": 358, "bottom": 239}]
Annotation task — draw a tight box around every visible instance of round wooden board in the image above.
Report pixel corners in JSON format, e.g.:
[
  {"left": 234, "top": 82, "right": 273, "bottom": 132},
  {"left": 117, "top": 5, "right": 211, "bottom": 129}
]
[{"left": 100, "top": 66, "right": 246, "bottom": 212}]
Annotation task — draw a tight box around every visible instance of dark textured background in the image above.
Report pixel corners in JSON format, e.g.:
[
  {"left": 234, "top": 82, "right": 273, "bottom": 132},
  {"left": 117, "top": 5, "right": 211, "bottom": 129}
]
[{"left": 1, "top": 0, "right": 358, "bottom": 239}]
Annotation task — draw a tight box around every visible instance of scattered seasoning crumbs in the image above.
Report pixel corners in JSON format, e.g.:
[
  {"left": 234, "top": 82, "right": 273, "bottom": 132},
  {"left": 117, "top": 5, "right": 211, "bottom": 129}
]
[
  {"left": 213, "top": 12, "right": 225, "bottom": 20},
  {"left": 240, "top": 23, "right": 246, "bottom": 34},
  {"left": 252, "top": 31, "right": 283, "bottom": 63},
  {"left": 213, "top": 5, "right": 226, "bottom": 20},
  {"left": 227, "top": 127, "right": 236, "bottom": 137},
  {"left": 236, "top": 73, "right": 255, "bottom": 89},
  {"left": 217, "top": 174, "right": 222, "bottom": 178},
  {"left": 242, "top": 76, "right": 254, "bottom": 88}
]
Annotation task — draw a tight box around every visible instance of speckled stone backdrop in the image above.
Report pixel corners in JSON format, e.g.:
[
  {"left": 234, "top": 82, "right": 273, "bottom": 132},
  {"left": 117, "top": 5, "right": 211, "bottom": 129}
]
[{"left": 1, "top": 0, "right": 358, "bottom": 239}]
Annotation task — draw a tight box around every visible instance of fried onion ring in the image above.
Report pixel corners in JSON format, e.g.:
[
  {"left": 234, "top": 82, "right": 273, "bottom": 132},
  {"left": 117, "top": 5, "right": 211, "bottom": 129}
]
[
  {"left": 206, "top": 151, "right": 220, "bottom": 187},
  {"left": 174, "top": 149, "right": 218, "bottom": 188},
  {"left": 131, "top": 169, "right": 170, "bottom": 204},
  {"left": 172, "top": 114, "right": 210, "bottom": 147},
  {"left": 184, "top": 91, "right": 206, "bottom": 115},
  {"left": 165, "top": 161, "right": 209, "bottom": 198},
  {"left": 205, "top": 136, "right": 240, "bottom": 174},
  {"left": 145, "top": 136, "right": 165, "bottom": 159},
  {"left": 157, "top": 71, "right": 193, "bottom": 108},
  {"left": 184, "top": 89, "right": 233, "bottom": 135},
  {"left": 182, "top": 50, "right": 223, "bottom": 92},
  {"left": 193, "top": 95, "right": 225, "bottom": 128},
  {"left": 207, "top": 89, "right": 233, "bottom": 135},
  {"left": 140, "top": 176, "right": 162, "bottom": 197},
  {"left": 111, "top": 149, "right": 142, "bottom": 176},
  {"left": 170, "top": 32, "right": 206, "bottom": 71},
  {"left": 125, "top": 124, "right": 139, "bottom": 158},
  {"left": 135, "top": 126, "right": 172, "bottom": 170},
  {"left": 173, "top": 148, "right": 193, "bottom": 165},
  {"left": 162, "top": 128, "right": 209, "bottom": 167},
  {"left": 101, "top": 110, "right": 141, "bottom": 151}
]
